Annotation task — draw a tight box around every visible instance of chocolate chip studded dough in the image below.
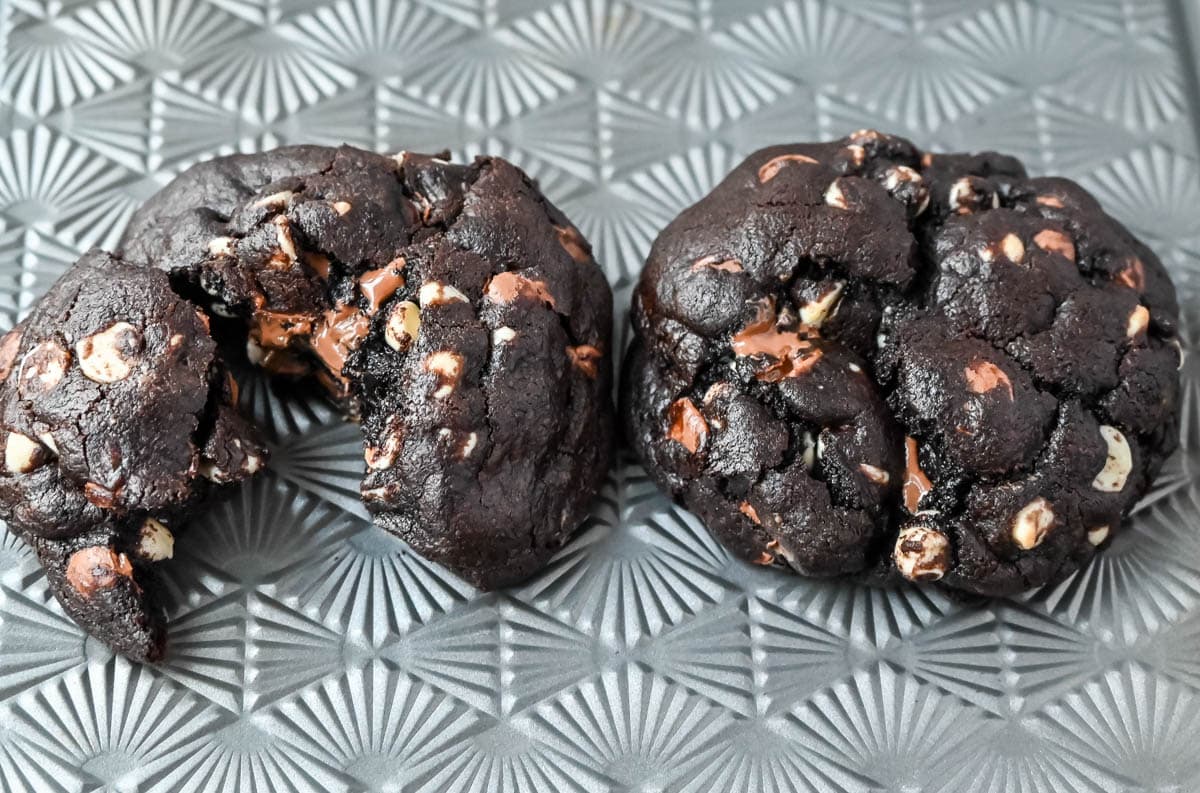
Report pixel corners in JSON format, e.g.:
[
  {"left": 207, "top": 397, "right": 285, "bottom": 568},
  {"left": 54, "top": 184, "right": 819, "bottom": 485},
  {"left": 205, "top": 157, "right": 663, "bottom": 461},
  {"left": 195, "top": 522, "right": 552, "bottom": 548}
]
[
  {"left": 121, "top": 145, "right": 614, "bottom": 592},
  {"left": 623, "top": 130, "right": 1181, "bottom": 595},
  {"left": 0, "top": 251, "right": 267, "bottom": 661}
]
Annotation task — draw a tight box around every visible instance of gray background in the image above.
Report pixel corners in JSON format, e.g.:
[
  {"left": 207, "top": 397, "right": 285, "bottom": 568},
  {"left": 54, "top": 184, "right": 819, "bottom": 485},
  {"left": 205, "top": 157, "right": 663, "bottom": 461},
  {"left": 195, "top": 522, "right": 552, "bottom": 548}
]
[{"left": 1, "top": 0, "right": 1199, "bottom": 791}]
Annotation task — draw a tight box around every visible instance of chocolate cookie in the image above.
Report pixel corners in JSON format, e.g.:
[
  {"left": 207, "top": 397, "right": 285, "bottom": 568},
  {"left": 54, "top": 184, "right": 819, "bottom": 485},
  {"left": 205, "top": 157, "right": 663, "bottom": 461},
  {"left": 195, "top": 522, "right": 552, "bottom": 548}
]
[
  {"left": 121, "top": 145, "right": 614, "bottom": 590},
  {"left": 0, "top": 251, "right": 267, "bottom": 660},
  {"left": 623, "top": 130, "right": 1181, "bottom": 595}
]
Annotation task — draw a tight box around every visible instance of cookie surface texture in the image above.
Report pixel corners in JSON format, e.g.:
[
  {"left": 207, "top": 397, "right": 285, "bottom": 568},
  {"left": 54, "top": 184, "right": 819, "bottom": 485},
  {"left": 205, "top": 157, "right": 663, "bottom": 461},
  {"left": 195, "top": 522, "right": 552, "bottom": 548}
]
[
  {"left": 0, "top": 251, "right": 267, "bottom": 660},
  {"left": 623, "top": 130, "right": 1180, "bottom": 595},
  {"left": 121, "top": 145, "right": 614, "bottom": 591}
]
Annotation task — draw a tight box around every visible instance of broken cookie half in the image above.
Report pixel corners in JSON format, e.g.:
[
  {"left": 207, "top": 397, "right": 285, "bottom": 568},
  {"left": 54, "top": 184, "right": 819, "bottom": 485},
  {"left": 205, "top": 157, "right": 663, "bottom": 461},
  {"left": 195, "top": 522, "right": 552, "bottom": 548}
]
[{"left": 0, "top": 251, "right": 267, "bottom": 661}]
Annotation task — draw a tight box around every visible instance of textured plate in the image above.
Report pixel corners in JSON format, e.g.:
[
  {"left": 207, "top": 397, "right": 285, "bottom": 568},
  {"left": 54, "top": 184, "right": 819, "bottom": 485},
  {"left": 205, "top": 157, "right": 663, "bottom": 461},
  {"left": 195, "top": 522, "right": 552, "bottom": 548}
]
[{"left": 2, "top": 1, "right": 1200, "bottom": 791}]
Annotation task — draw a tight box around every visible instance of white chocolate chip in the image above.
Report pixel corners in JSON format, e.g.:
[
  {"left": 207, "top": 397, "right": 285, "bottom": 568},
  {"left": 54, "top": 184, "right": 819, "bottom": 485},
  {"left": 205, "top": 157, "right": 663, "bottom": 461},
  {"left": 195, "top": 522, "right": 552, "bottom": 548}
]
[
  {"left": 1032, "top": 229, "right": 1075, "bottom": 261},
  {"left": 137, "top": 517, "right": 175, "bottom": 562},
  {"left": 253, "top": 190, "right": 293, "bottom": 210},
  {"left": 391, "top": 151, "right": 408, "bottom": 167},
  {"left": 801, "top": 431, "right": 816, "bottom": 471},
  {"left": 19, "top": 341, "right": 70, "bottom": 395},
  {"left": 859, "top": 463, "right": 890, "bottom": 485},
  {"left": 76, "top": 322, "right": 141, "bottom": 384},
  {"left": 893, "top": 523, "right": 950, "bottom": 581},
  {"left": 824, "top": 180, "right": 849, "bottom": 209},
  {"left": 360, "top": 484, "right": 390, "bottom": 501},
  {"left": 425, "top": 351, "right": 463, "bottom": 399},
  {"left": 1092, "top": 425, "right": 1132, "bottom": 493},
  {"left": 38, "top": 432, "right": 58, "bottom": 454},
  {"left": 799, "top": 283, "right": 843, "bottom": 327},
  {"left": 1126, "top": 305, "right": 1149, "bottom": 339},
  {"left": 880, "top": 164, "right": 929, "bottom": 212},
  {"left": 197, "top": 460, "right": 230, "bottom": 483},
  {"left": 207, "top": 237, "right": 236, "bottom": 257},
  {"left": 365, "top": 434, "right": 402, "bottom": 470},
  {"left": 492, "top": 327, "right": 517, "bottom": 345},
  {"left": 246, "top": 339, "right": 266, "bottom": 365},
  {"left": 331, "top": 200, "right": 352, "bottom": 216},
  {"left": 5, "top": 431, "right": 46, "bottom": 473},
  {"left": 385, "top": 301, "right": 421, "bottom": 351},
  {"left": 1001, "top": 233, "right": 1025, "bottom": 263},
  {"left": 848, "top": 362, "right": 862, "bottom": 373},
  {"left": 1012, "top": 497, "right": 1055, "bottom": 550},
  {"left": 274, "top": 215, "right": 297, "bottom": 262},
  {"left": 948, "top": 178, "right": 973, "bottom": 212},
  {"left": 883, "top": 165, "right": 920, "bottom": 190},
  {"left": 243, "top": 454, "right": 262, "bottom": 474},
  {"left": 1087, "top": 525, "right": 1110, "bottom": 546},
  {"left": 418, "top": 282, "right": 468, "bottom": 307},
  {"left": 460, "top": 432, "right": 478, "bottom": 459}
]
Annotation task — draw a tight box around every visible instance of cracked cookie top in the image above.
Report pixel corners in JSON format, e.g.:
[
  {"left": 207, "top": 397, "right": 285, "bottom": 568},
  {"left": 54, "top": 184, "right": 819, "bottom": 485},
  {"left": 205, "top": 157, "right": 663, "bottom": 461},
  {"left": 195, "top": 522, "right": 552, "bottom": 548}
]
[
  {"left": 0, "top": 251, "right": 268, "bottom": 661},
  {"left": 624, "top": 130, "right": 1181, "bottom": 595},
  {"left": 0, "top": 250, "right": 265, "bottom": 542},
  {"left": 120, "top": 145, "right": 614, "bottom": 589}
]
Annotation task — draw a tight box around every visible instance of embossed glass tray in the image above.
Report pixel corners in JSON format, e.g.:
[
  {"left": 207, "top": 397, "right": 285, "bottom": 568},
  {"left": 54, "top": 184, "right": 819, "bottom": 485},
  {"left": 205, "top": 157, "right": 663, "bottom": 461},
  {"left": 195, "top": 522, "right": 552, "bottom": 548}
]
[{"left": 1, "top": 1, "right": 1199, "bottom": 791}]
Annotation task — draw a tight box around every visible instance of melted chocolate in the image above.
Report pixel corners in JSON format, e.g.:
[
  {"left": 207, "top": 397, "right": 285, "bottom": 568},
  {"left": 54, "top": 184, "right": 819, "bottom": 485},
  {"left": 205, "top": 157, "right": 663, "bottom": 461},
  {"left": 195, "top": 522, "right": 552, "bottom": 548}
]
[
  {"left": 486, "top": 272, "right": 557, "bottom": 308},
  {"left": 556, "top": 225, "right": 590, "bottom": 262},
  {"left": 667, "top": 397, "right": 707, "bottom": 454},
  {"left": 360, "top": 258, "right": 406, "bottom": 314},
  {"left": 312, "top": 305, "right": 370, "bottom": 381},
  {"left": 903, "top": 436, "right": 933, "bottom": 514},
  {"left": 252, "top": 310, "right": 314, "bottom": 349},
  {"left": 730, "top": 299, "right": 822, "bottom": 381},
  {"left": 964, "top": 359, "right": 1014, "bottom": 400}
]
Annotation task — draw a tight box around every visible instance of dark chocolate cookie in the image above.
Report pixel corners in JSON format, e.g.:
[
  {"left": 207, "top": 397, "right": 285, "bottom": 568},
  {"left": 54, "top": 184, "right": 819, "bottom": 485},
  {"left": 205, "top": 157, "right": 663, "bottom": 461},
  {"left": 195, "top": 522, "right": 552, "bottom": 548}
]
[
  {"left": 121, "top": 145, "right": 614, "bottom": 590},
  {"left": 0, "top": 251, "right": 267, "bottom": 660},
  {"left": 623, "top": 130, "right": 1181, "bottom": 595}
]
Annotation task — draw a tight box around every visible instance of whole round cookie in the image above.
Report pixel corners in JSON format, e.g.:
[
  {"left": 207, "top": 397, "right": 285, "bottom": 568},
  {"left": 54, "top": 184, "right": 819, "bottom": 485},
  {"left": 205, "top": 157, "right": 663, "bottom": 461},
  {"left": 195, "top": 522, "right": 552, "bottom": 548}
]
[
  {"left": 623, "top": 130, "right": 1181, "bottom": 595},
  {"left": 0, "top": 251, "right": 267, "bottom": 660},
  {"left": 121, "top": 145, "right": 614, "bottom": 590}
]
